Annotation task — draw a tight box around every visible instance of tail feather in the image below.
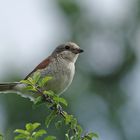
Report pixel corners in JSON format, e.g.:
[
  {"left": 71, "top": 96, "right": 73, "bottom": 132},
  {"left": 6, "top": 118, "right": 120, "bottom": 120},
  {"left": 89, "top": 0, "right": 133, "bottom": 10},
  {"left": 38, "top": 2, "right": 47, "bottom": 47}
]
[
  {"left": 0, "top": 82, "right": 19, "bottom": 91},
  {"left": 0, "top": 82, "right": 35, "bottom": 101}
]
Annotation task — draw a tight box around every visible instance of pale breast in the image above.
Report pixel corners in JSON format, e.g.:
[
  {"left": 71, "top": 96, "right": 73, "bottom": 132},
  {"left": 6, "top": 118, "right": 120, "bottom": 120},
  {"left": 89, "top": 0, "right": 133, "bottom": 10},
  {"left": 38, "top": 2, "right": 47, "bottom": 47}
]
[{"left": 40, "top": 58, "right": 75, "bottom": 94}]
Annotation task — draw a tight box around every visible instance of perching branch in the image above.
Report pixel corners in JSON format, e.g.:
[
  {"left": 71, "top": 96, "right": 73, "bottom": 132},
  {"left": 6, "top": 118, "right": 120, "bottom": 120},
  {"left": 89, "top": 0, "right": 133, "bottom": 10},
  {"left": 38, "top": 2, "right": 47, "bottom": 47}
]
[{"left": 14, "top": 72, "right": 98, "bottom": 140}]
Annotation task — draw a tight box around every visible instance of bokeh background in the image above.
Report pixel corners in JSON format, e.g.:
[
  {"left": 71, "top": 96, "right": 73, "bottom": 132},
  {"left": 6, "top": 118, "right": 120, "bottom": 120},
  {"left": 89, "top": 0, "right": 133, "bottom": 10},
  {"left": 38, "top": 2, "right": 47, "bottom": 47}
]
[{"left": 0, "top": 0, "right": 140, "bottom": 139}]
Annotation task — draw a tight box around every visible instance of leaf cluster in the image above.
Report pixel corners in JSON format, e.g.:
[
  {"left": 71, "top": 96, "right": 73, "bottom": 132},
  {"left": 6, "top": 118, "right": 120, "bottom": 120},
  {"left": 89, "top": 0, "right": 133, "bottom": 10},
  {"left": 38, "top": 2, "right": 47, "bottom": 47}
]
[
  {"left": 14, "top": 72, "right": 98, "bottom": 140},
  {"left": 14, "top": 122, "right": 55, "bottom": 140}
]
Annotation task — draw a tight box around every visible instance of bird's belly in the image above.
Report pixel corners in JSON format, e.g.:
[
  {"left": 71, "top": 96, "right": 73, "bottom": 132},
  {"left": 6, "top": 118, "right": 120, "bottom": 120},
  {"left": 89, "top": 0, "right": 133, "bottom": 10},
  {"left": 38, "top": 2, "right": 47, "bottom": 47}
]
[
  {"left": 47, "top": 74, "right": 71, "bottom": 94},
  {"left": 41, "top": 62, "right": 75, "bottom": 94}
]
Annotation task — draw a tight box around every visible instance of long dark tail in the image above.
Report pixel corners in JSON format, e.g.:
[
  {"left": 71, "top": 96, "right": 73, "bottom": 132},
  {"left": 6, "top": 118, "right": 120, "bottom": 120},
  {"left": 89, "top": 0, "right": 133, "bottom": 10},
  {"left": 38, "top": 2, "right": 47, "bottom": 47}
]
[
  {"left": 0, "top": 82, "right": 19, "bottom": 91},
  {"left": 0, "top": 82, "right": 35, "bottom": 101}
]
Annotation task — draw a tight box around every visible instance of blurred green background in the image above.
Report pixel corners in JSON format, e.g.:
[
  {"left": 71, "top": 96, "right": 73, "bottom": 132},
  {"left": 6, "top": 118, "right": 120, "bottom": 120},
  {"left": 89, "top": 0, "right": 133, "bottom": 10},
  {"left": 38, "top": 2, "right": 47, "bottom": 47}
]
[{"left": 0, "top": 0, "right": 140, "bottom": 139}]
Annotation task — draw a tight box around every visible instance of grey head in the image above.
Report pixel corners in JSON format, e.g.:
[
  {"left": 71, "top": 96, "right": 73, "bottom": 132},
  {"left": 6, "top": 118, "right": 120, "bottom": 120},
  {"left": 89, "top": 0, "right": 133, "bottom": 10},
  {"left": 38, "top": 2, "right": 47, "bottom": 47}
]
[{"left": 52, "top": 42, "right": 84, "bottom": 63}]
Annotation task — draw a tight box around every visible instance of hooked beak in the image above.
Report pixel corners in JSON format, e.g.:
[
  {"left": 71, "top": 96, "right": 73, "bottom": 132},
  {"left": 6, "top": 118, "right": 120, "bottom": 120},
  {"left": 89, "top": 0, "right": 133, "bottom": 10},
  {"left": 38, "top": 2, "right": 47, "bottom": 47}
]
[
  {"left": 79, "top": 49, "right": 84, "bottom": 53},
  {"left": 73, "top": 48, "right": 84, "bottom": 54}
]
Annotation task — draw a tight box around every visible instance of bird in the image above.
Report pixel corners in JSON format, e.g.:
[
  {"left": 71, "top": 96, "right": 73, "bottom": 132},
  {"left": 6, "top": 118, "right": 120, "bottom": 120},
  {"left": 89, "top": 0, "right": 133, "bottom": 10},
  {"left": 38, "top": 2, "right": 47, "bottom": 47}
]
[{"left": 0, "top": 42, "right": 84, "bottom": 101}]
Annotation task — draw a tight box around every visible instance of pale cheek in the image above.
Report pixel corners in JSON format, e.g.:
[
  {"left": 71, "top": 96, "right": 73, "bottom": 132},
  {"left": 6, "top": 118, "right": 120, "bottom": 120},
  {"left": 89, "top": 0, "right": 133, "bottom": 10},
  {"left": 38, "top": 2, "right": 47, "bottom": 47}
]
[
  {"left": 60, "top": 51, "right": 71, "bottom": 58},
  {"left": 60, "top": 51, "right": 78, "bottom": 62}
]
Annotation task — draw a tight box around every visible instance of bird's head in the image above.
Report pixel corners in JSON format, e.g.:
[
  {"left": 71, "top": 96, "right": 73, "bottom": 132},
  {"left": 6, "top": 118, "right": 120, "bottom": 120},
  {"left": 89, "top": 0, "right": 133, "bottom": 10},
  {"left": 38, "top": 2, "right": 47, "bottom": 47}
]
[{"left": 52, "top": 42, "right": 84, "bottom": 63}]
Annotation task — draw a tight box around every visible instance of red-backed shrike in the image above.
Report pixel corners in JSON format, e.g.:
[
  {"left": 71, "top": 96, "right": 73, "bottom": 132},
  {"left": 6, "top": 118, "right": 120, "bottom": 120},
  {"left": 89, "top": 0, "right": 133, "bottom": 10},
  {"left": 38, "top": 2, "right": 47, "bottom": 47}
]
[{"left": 0, "top": 42, "right": 84, "bottom": 100}]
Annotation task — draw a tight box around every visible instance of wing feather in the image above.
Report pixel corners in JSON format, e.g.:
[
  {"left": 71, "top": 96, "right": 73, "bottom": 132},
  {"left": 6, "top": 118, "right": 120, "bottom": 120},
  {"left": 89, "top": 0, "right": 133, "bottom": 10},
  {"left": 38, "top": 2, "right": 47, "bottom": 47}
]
[{"left": 25, "top": 56, "right": 51, "bottom": 79}]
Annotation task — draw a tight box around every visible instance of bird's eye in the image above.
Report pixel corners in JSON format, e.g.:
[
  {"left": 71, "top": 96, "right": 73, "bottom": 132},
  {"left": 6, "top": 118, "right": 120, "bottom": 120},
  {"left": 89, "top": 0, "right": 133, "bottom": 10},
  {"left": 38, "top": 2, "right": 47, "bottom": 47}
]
[{"left": 65, "top": 45, "right": 70, "bottom": 50}]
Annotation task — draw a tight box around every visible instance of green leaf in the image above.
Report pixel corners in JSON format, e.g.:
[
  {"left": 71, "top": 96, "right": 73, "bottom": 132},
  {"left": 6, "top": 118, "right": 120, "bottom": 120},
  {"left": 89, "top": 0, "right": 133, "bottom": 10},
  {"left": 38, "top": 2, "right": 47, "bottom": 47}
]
[
  {"left": 87, "top": 132, "right": 98, "bottom": 139},
  {"left": 65, "top": 134, "right": 70, "bottom": 140},
  {"left": 43, "top": 90, "right": 54, "bottom": 97},
  {"left": 20, "top": 80, "right": 32, "bottom": 85},
  {"left": 23, "top": 86, "right": 37, "bottom": 92},
  {"left": 65, "top": 114, "right": 73, "bottom": 125},
  {"left": 45, "top": 111, "right": 57, "bottom": 128},
  {"left": 34, "top": 96, "right": 44, "bottom": 106},
  {"left": 28, "top": 77, "right": 35, "bottom": 85},
  {"left": 14, "top": 134, "right": 28, "bottom": 140},
  {"left": 44, "top": 136, "right": 56, "bottom": 140},
  {"left": 39, "top": 76, "right": 52, "bottom": 87},
  {"left": 14, "top": 129, "right": 30, "bottom": 136},
  {"left": 83, "top": 132, "right": 99, "bottom": 140},
  {"left": 25, "top": 123, "right": 41, "bottom": 132},
  {"left": 32, "top": 129, "right": 47, "bottom": 138},
  {"left": 76, "top": 125, "right": 83, "bottom": 136},
  {"left": 26, "top": 123, "right": 33, "bottom": 132},
  {"left": 32, "top": 72, "right": 41, "bottom": 84},
  {"left": 53, "top": 96, "right": 68, "bottom": 106},
  {"left": 70, "top": 118, "right": 77, "bottom": 129}
]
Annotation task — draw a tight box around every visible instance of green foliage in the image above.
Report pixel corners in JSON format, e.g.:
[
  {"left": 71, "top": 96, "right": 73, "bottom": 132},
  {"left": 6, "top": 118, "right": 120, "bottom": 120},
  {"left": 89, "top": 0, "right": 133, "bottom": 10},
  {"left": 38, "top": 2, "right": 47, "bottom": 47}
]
[
  {"left": 44, "top": 136, "right": 56, "bottom": 140},
  {"left": 45, "top": 111, "right": 57, "bottom": 128},
  {"left": 14, "top": 123, "right": 47, "bottom": 140},
  {"left": 14, "top": 72, "right": 98, "bottom": 140},
  {"left": 0, "top": 133, "right": 3, "bottom": 140}
]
